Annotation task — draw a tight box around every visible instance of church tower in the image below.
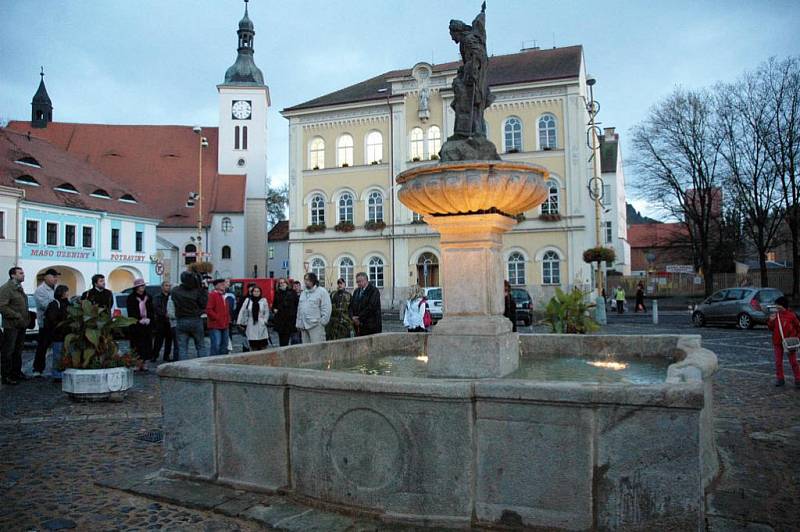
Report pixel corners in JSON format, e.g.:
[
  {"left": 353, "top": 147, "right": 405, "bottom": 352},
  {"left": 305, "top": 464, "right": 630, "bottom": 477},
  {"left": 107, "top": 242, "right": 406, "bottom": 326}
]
[
  {"left": 218, "top": 0, "right": 270, "bottom": 277},
  {"left": 31, "top": 67, "right": 53, "bottom": 129}
]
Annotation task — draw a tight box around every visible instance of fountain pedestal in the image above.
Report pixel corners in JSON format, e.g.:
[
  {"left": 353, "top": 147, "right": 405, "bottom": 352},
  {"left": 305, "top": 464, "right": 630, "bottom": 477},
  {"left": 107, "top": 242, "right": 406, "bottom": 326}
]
[{"left": 426, "top": 214, "right": 519, "bottom": 378}]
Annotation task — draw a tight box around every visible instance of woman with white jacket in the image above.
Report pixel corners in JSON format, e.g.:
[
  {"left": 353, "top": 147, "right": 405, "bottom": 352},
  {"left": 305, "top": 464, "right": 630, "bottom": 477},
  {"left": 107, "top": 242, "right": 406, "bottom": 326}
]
[
  {"left": 403, "top": 285, "right": 429, "bottom": 333},
  {"left": 237, "top": 286, "right": 270, "bottom": 351}
]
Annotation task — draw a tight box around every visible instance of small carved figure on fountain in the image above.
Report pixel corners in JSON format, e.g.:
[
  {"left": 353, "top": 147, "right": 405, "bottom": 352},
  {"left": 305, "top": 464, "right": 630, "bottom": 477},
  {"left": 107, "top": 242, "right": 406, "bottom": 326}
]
[{"left": 440, "top": 1, "right": 501, "bottom": 162}]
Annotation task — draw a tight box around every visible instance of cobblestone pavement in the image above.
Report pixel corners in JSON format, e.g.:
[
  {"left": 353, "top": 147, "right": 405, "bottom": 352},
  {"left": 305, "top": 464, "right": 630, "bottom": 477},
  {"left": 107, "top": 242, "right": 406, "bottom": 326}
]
[{"left": 1, "top": 315, "right": 797, "bottom": 530}]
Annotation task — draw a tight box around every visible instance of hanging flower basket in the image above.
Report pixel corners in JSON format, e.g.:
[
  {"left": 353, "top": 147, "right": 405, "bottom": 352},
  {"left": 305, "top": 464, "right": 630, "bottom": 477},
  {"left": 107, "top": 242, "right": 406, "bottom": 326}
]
[
  {"left": 582, "top": 246, "right": 616, "bottom": 264},
  {"left": 188, "top": 261, "right": 214, "bottom": 274},
  {"left": 306, "top": 223, "right": 326, "bottom": 233},
  {"left": 364, "top": 220, "right": 386, "bottom": 231},
  {"left": 334, "top": 221, "right": 355, "bottom": 232}
]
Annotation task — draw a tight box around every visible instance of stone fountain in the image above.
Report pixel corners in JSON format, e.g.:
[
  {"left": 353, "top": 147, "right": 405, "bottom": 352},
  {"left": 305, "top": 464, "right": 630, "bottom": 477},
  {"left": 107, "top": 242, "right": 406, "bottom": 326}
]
[{"left": 150, "top": 5, "right": 720, "bottom": 530}]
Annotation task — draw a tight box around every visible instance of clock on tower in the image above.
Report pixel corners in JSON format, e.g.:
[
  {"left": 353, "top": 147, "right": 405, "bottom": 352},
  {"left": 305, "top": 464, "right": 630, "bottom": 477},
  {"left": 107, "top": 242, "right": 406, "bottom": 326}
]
[{"left": 231, "top": 100, "right": 252, "bottom": 120}]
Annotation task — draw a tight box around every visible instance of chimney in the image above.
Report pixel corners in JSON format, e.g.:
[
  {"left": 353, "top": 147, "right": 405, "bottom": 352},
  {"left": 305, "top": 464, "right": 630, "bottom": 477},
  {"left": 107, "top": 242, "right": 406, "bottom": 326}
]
[{"left": 603, "top": 127, "right": 616, "bottom": 139}]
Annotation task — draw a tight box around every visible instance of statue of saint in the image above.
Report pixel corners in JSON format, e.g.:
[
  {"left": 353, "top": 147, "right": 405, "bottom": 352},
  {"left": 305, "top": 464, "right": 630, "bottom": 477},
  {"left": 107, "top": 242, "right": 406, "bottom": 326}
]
[{"left": 419, "top": 87, "right": 430, "bottom": 113}]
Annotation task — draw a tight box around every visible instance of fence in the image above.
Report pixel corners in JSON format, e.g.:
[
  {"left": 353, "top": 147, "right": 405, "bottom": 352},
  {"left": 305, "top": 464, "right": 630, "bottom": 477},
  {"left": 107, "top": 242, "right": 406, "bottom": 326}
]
[{"left": 610, "top": 269, "right": 795, "bottom": 298}]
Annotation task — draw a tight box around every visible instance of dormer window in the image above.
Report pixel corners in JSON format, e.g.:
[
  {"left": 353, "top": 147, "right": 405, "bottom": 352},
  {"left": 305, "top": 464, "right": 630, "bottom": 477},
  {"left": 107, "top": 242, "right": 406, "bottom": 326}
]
[
  {"left": 119, "top": 194, "right": 137, "bottom": 204},
  {"left": 90, "top": 189, "right": 111, "bottom": 199},
  {"left": 15, "top": 175, "right": 40, "bottom": 186},
  {"left": 15, "top": 156, "right": 41, "bottom": 168},
  {"left": 54, "top": 183, "right": 79, "bottom": 194}
]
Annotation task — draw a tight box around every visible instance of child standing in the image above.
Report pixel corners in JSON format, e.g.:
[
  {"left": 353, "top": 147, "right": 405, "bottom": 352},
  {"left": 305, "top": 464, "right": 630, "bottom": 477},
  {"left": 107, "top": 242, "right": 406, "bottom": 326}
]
[{"left": 767, "top": 296, "right": 800, "bottom": 387}]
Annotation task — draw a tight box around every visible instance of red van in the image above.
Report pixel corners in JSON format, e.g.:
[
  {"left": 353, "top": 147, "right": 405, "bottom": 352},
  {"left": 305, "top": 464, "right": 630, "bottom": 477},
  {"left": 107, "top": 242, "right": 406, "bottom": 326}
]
[{"left": 229, "top": 278, "right": 282, "bottom": 306}]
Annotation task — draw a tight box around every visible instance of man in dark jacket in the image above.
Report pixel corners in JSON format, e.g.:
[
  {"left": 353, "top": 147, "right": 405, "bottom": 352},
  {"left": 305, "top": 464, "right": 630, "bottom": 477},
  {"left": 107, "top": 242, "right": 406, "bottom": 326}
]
[
  {"left": 349, "top": 272, "right": 382, "bottom": 336},
  {"left": 80, "top": 274, "right": 113, "bottom": 310},
  {"left": 152, "top": 281, "right": 177, "bottom": 362},
  {"left": 171, "top": 271, "right": 208, "bottom": 358},
  {"left": 0, "top": 267, "right": 31, "bottom": 384}
]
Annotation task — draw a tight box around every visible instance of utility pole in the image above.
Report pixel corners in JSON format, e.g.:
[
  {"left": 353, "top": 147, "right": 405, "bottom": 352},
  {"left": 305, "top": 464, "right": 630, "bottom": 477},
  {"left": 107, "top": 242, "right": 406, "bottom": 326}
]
[{"left": 585, "top": 76, "right": 605, "bottom": 294}]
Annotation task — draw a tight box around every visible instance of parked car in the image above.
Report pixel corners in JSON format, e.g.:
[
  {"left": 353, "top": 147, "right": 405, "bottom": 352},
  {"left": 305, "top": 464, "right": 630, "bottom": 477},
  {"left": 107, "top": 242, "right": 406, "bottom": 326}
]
[
  {"left": 692, "top": 287, "right": 783, "bottom": 329},
  {"left": 423, "top": 287, "right": 443, "bottom": 321},
  {"left": 511, "top": 288, "right": 533, "bottom": 326},
  {"left": 121, "top": 284, "right": 162, "bottom": 299},
  {"left": 26, "top": 294, "right": 39, "bottom": 340}
]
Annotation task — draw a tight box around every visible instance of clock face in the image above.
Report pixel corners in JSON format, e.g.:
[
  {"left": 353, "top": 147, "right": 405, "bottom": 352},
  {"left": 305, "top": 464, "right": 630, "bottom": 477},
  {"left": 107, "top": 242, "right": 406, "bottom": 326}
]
[{"left": 231, "top": 100, "right": 252, "bottom": 120}]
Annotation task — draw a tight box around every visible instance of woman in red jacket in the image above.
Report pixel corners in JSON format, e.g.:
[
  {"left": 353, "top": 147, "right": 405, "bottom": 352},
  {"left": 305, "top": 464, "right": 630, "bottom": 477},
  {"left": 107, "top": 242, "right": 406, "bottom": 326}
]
[
  {"left": 767, "top": 296, "right": 800, "bottom": 387},
  {"left": 205, "top": 279, "right": 230, "bottom": 356}
]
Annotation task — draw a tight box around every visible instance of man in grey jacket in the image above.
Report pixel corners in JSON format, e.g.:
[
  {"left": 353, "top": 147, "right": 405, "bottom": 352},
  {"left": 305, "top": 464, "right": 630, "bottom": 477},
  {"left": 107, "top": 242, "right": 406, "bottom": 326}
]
[
  {"left": 295, "top": 272, "right": 332, "bottom": 344},
  {"left": 32, "top": 268, "right": 60, "bottom": 377}
]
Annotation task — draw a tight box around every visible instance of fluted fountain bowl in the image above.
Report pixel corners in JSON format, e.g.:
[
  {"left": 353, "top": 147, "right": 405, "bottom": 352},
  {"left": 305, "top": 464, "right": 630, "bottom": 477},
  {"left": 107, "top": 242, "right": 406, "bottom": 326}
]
[{"left": 396, "top": 160, "right": 550, "bottom": 217}]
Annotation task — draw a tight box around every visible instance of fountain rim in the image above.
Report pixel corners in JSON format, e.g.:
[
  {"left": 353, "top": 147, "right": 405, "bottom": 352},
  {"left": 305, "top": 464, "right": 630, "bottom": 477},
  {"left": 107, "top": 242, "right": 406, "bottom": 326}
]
[{"left": 395, "top": 159, "right": 550, "bottom": 185}]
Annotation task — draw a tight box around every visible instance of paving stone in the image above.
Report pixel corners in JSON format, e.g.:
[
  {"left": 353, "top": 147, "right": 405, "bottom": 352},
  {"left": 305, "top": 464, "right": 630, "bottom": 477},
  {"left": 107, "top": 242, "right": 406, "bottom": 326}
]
[{"left": 41, "top": 517, "right": 77, "bottom": 530}]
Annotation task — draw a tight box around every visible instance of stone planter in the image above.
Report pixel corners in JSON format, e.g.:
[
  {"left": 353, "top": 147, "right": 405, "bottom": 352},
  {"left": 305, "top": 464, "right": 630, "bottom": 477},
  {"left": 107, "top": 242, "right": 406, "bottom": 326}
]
[{"left": 62, "top": 367, "right": 133, "bottom": 402}]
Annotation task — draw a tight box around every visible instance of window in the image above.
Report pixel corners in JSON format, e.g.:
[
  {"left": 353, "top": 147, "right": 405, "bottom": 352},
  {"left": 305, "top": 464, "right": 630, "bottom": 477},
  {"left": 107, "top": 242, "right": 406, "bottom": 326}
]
[
  {"left": 82, "top": 226, "right": 93, "bottom": 248},
  {"left": 90, "top": 189, "right": 110, "bottom": 199},
  {"left": 508, "top": 252, "right": 526, "bottom": 286},
  {"left": 368, "top": 256, "right": 385, "bottom": 288},
  {"left": 222, "top": 245, "right": 231, "bottom": 259},
  {"left": 602, "top": 184, "right": 612, "bottom": 206},
  {"left": 412, "top": 212, "right": 423, "bottom": 223},
  {"left": 26, "top": 220, "right": 39, "bottom": 244},
  {"left": 46, "top": 222, "right": 58, "bottom": 246},
  {"left": 65, "top": 224, "right": 76, "bottom": 247},
  {"left": 367, "top": 190, "right": 383, "bottom": 222},
  {"left": 427, "top": 126, "right": 441, "bottom": 159},
  {"left": 311, "top": 258, "right": 326, "bottom": 287},
  {"left": 416, "top": 252, "right": 439, "bottom": 287},
  {"left": 503, "top": 117, "right": 522, "bottom": 152},
  {"left": 119, "top": 194, "right": 137, "bottom": 203},
  {"left": 410, "top": 127, "right": 424, "bottom": 160},
  {"left": 135, "top": 230, "right": 143, "bottom": 252},
  {"left": 54, "top": 183, "right": 79, "bottom": 194},
  {"left": 111, "top": 228, "right": 120, "bottom": 251},
  {"left": 310, "top": 194, "right": 325, "bottom": 225},
  {"left": 242, "top": 126, "right": 248, "bottom": 150},
  {"left": 184, "top": 244, "right": 197, "bottom": 265},
  {"left": 338, "top": 192, "right": 354, "bottom": 223},
  {"left": 15, "top": 175, "right": 39, "bottom": 186},
  {"left": 337, "top": 134, "right": 354, "bottom": 167},
  {"left": 221, "top": 217, "right": 233, "bottom": 232},
  {"left": 542, "top": 250, "right": 561, "bottom": 285},
  {"left": 538, "top": 114, "right": 557, "bottom": 149},
  {"left": 235, "top": 125, "right": 240, "bottom": 150},
  {"left": 541, "top": 179, "right": 560, "bottom": 215},
  {"left": 309, "top": 137, "right": 325, "bottom": 169},
  {"left": 268, "top": 246, "right": 274, "bottom": 259},
  {"left": 0, "top": 211, "right": 5, "bottom": 239},
  {"left": 366, "top": 131, "right": 383, "bottom": 164},
  {"left": 15, "top": 156, "right": 41, "bottom": 168},
  {"left": 605, "top": 221, "right": 613, "bottom": 244},
  {"left": 339, "top": 257, "right": 354, "bottom": 288}
]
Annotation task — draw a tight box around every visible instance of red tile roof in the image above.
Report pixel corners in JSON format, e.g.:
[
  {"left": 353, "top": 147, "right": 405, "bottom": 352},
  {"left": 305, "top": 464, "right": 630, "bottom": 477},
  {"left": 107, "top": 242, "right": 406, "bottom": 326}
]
[
  {"left": 627, "top": 223, "right": 688, "bottom": 248},
  {"left": 283, "top": 46, "right": 583, "bottom": 112},
  {"left": 268, "top": 220, "right": 288, "bottom": 241},
  {"left": 0, "top": 128, "right": 157, "bottom": 219},
  {"left": 5, "top": 121, "right": 245, "bottom": 227}
]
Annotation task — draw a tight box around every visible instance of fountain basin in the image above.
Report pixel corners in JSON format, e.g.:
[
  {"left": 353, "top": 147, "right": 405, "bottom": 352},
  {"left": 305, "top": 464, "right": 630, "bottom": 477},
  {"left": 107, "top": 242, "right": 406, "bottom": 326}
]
[{"left": 157, "top": 333, "right": 718, "bottom": 531}]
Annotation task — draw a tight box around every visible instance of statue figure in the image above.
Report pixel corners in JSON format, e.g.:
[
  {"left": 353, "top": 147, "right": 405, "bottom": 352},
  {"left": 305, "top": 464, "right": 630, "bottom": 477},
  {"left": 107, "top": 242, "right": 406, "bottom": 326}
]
[
  {"left": 440, "top": 2, "right": 500, "bottom": 162},
  {"left": 419, "top": 87, "right": 430, "bottom": 113}
]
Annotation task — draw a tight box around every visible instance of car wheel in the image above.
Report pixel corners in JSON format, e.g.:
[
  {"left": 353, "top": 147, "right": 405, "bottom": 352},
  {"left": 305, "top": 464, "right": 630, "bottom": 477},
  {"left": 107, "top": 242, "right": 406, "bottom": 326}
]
[
  {"left": 692, "top": 311, "right": 705, "bottom": 327},
  {"left": 737, "top": 313, "right": 753, "bottom": 330}
]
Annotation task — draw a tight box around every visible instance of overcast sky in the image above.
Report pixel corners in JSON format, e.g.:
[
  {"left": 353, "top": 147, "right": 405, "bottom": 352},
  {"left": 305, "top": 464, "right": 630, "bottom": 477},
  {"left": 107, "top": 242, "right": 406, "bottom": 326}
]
[{"left": 2, "top": 0, "right": 798, "bottom": 218}]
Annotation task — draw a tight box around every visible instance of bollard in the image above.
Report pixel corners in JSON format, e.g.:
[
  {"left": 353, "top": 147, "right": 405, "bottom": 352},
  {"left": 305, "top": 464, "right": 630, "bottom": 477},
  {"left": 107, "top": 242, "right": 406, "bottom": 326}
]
[
  {"left": 595, "top": 295, "right": 607, "bottom": 325},
  {"left": 652, "top": 299, "right": 659, "bottom": 325}
]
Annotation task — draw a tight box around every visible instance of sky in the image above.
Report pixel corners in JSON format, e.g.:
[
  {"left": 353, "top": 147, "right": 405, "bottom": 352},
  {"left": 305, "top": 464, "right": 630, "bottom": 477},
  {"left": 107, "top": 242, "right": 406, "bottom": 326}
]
[{"left": 1, "top": 0, "right": 798, "bottom": 219}]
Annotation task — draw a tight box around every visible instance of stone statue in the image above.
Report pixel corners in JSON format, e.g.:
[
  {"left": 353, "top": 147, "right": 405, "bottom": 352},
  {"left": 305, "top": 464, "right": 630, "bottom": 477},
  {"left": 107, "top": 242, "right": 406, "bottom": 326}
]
[
  {"left": 440, "top": 1, "right": 501, "bottom": 162},
  {"left": 419, "top": 87, "right": 430, "bottom": 113}
]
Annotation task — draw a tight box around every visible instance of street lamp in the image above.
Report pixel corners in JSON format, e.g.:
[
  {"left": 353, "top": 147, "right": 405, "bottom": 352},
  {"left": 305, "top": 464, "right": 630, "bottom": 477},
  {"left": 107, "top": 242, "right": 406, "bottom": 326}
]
[
  {"left": 583, "top": 75, "right": 605, "bottom": 293},
  {"left": 377, "top": 87, "right": 396, "bottom": 308},
  {"left": 193, "top": 127, "right": 209, "bottom": 261}
]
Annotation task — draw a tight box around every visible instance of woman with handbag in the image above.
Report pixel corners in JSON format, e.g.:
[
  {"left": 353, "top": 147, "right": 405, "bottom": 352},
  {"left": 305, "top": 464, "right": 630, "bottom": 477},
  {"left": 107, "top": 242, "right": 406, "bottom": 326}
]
[
  {"left": 237, "top": 285, "right": 270, "bottom": 351},
  {"left": 767, "top": 296, "right": 800, "bottom": 387},
  {"left": 403, "top": 286, "right": 430, "bottom": 333}
]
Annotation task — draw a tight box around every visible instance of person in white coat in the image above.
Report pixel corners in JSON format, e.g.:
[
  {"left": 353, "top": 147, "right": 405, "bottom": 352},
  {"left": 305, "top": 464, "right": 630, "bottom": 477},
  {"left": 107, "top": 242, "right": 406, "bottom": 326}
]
[
  {"left": 236, "top": 285, "right": 270, "bottom": 351},
  {"left": 403, "top": 285, "right": 429, "bottom": 332},
  {"left": 295, "top": 272, "right": 332, "bottom": 344}
]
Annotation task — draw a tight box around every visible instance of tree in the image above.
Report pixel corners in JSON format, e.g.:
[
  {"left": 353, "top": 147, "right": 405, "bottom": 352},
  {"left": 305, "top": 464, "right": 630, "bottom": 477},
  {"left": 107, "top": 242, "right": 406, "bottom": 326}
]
[
  {"left": 761, "top": 57, "right": 800, "bottom": 296},
  {"left": 717, "top": 74, "right": 785, "bottom": 287},
  {"left": 631, "top": 88, "right": 725, "bottom": 296},
  {"left": 267, "top": 183, "right": 288, "bottom": 229}
]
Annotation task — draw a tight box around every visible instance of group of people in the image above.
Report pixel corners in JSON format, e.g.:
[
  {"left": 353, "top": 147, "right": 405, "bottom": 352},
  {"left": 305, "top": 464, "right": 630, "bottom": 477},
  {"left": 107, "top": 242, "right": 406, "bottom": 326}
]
[{"left": 606, "top": 283, "right": 648, "bottom": 314}]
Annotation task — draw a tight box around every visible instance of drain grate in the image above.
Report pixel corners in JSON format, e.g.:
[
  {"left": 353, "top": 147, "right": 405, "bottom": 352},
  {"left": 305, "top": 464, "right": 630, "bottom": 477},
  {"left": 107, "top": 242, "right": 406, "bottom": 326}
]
[{"left": 137, "top": 430, "right": 163, "bottom": 443}]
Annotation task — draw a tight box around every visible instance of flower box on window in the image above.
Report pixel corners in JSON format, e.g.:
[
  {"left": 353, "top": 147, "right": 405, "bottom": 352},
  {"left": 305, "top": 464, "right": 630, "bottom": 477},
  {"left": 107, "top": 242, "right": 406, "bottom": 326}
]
[
  {"left": 370, "top": 160, "right": 381, "bottom": 165},
  {"left": 411, "top": 156, "right": 421, "bottom": 162},
  {"left": 514, "top": 213, "right": 526, "bottom": 222},
  {"left": 334, "top": 221, "right": 355, "bottom": 233},
  {"left": 306, "top": 223, "right": 326, "bottom": 233},
  {"left": 364, "top": 220, "right": 386, "bottom": 231},
  {"left": 506, "top": 148, "right": 520, "bottom": 154},
  {"left": 539, "top": 213, "right": 562, "bottom": 222},
  {"left": 341, "top": 163, "right": 350, "bottom": 168},
  {"left": 430, "top": 154, "right": 440, "bottom": 161},
  {"left": 312, "top": 165, "right": 320, "bottom": 170}
]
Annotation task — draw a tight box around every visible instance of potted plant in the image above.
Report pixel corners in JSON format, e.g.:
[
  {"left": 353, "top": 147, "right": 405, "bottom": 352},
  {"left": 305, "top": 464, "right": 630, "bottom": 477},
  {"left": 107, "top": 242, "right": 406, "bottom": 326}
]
[
  {"left": 306, "top": 223, "right": 326, "bottom": 233},
  {"left": 582, "top": 246, "right": 616, "bottom": 266},
  {"left": 60, "top": 300, "right": 137, "bottom": 402},
  {"left": 364, "top": 220, "right": 386, "bottom": 231},
  {"left": 334, "top": 221, "right": 355, "bottom": 232},
  {"left": 542, "top": 287, "right": 599, "bottom": 334}
]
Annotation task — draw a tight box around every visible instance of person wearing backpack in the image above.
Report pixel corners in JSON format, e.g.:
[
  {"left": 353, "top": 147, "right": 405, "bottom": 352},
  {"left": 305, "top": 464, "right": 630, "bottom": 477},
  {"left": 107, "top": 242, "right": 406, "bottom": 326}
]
[
  {"left": 767, "top": 296, "right": 800, "bottom": 387},
  {"left": 403, "top": 286, "right": 430, "bottom": 333}
]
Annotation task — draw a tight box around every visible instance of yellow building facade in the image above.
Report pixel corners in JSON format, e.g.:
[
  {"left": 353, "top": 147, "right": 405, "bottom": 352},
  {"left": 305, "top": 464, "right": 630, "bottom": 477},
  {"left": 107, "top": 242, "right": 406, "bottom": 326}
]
[{"left": 282, "top": 46, "right": 629, "bottom": 309}]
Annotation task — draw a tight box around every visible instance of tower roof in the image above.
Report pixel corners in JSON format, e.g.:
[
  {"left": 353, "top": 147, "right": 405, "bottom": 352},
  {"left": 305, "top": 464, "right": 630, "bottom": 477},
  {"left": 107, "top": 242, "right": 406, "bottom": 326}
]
[
  {"left": 223, "top": 0, "right": 264, "bottom": 86},
  {"left": 238, "top": 1, "right": 254, "bottom": 31},
  {"left": 32, "top": 67, "right": 52, "bottom": 105}
]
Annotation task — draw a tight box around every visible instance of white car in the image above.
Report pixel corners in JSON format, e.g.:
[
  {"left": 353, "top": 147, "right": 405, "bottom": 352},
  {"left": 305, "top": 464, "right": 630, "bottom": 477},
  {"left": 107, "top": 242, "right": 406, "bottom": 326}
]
[{"left": 422, "top": 287, "right": 443, "bottom": 321}]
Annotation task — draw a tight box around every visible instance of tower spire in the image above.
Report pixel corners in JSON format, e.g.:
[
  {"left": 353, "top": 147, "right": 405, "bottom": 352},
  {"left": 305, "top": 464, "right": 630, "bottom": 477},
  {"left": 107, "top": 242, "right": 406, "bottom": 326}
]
[
  {"left": 223, "top": 0, "right": 264, "bottom": 85},
  {"left": 31, "top": 66, "right": 53, "bottom": 128}
]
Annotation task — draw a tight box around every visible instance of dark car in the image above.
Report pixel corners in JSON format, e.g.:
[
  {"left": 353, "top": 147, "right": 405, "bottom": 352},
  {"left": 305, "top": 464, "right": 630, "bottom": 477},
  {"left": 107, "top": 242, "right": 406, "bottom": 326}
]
[
  {"left": 511, "top": 288, "right": 533, "bottom": 326},
  {"left": 692, "top": 287, "right": 783, "bottom": 329}
]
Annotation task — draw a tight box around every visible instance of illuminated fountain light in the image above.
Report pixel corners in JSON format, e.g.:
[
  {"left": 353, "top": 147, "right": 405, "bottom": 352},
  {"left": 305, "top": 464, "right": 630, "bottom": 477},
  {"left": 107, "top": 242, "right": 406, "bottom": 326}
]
[
  {"left": 586, "top": 360, "right": 628, "bottom": 371},
  {"left": 416, "top": 355, "right": 429, "bottom": 363}
]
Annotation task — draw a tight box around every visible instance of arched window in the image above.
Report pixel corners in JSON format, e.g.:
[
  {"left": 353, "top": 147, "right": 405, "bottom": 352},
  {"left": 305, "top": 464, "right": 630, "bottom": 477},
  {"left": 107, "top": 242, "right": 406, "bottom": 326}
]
[
  {"left": 503, "top": 117, "right": 523, "bottom": 152},
  {"left": 338, "top": 257, "right": 354, "bottom": 288},
  {"left": 184, "top": 244, "right": 197, "bottom": 265},
  {"left": 310, "top": 257, "right": 326, "bottom": 287},
  {"left": 541, "top": 179, "right": 560, "bottom": 215},
  {"left": 338, "top": 192, "right": 354, "bottom": 223},
  {"left": 368, "top": 256, "right": 385, "bottom": 288},
  {"left": 310, "top": 194, "right": 325, "bottom": 225},
  {"left": 410, "top": 127, "right": 424, "bottom": 160},
  {"left": 221, "top": 245, "right": 231, "bottom": 259},
  {"left": 221, "top": 217, "right": 233, "bottom": 232},
  {"left": 542, "top": 251, "right": 561, "bottom": 285},
  {"left": 337, "top": 134, "right": 354, "bottom": 167},
  {"left": 416, "top": 252, "right": 439, "bottom": 287},
  {"left": 427, "top": 126, "right": 441, "bottom": 159},
  {"left": 367, "top": 190, "right": 383, "bottom": 222},
  {"left": 309, "top": 137, "right": 325, "bottom": 169},
  {"left": 366, "top": 131, "right": 383, "bottom": 164},
  {"left": 508, "top": 252, "right": 526, "bottom": 286},
  {"left": 538, "top": 114, "right": 557, "bottom": 150}
]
